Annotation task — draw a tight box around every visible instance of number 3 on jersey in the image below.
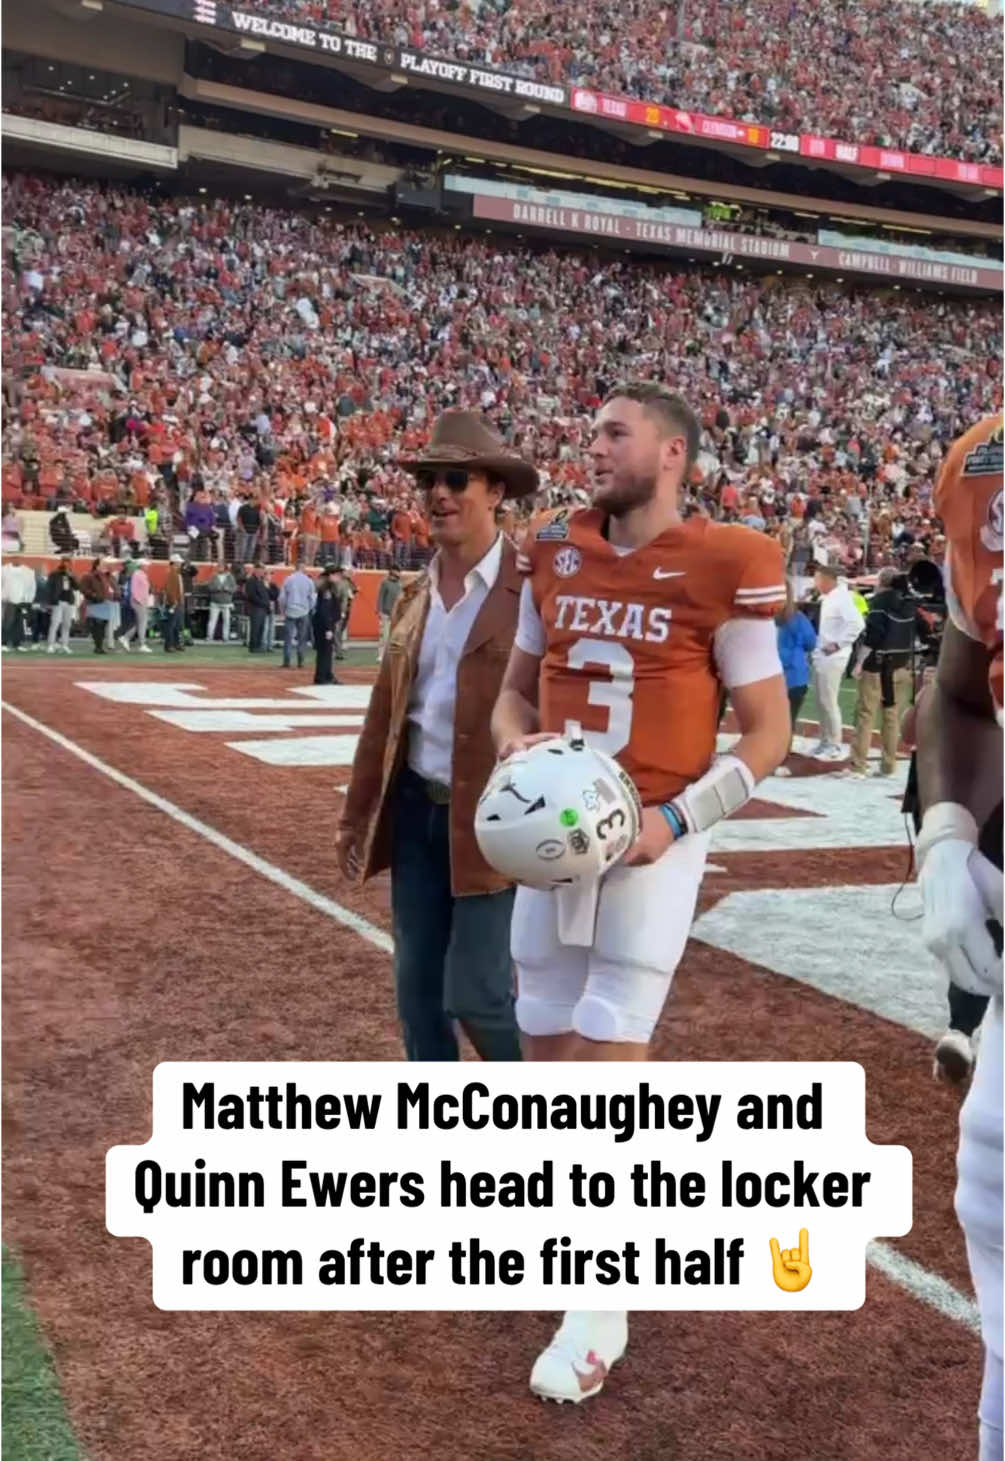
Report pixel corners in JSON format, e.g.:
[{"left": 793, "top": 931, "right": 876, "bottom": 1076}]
[{"left": 566, "top": 638, "right": 635, "bottom": 755}]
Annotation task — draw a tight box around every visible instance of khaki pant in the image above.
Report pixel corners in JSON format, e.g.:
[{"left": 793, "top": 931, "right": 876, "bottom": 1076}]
[{"left": 850, "top": 667, "right": 913, "bottom": 773}]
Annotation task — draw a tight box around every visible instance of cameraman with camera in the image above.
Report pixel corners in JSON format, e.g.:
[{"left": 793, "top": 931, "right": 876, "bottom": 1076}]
[{"left": 847, "top": 566, "right": 921, "bottom": 778}]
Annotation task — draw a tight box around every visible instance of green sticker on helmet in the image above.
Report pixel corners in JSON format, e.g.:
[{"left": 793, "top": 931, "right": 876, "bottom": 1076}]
[{"left": 559, "top": 808, "right": 579, "bottom": 827}]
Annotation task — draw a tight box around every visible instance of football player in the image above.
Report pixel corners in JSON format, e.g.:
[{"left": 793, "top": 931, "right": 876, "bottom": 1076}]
[
  {"left": 916, "top": 413, "right": 1003, "bottom": 1461},
  {"left": 490, "top": 381, "right": 791, "bottom": 1403}
]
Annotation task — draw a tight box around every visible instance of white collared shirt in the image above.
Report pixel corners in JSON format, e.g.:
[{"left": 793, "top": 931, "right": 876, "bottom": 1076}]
[
  {"left": 816, "top": 581, "right": 865, "bottom": 651},
  {"left": 407, "top": 533, "right": 503, "bottom": 785}
]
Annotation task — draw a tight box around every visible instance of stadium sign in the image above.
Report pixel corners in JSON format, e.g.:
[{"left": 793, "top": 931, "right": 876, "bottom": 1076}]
[
  {"left": 136, "top": 0, "right": 396, "bottom": 67},
  {"left": 397, "top": 50, "right": 566, "bottom": 106},
  {"left": 471, "top": 195, "right": 1002, "bottom": 292}
]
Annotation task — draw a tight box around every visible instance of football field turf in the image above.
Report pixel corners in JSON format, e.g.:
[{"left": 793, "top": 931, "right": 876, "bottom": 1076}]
[{"left": 2, "top": 656, "right": 979, "bottom": 1461}]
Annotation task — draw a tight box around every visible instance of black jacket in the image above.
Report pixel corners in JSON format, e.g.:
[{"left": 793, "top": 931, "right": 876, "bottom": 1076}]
[
  {"left": 861, "top": 587, "right": 918, "bottom": 674},
  {"left": 243, "top": 575, "right": 270, "bottom": 610},
  {"left": 46, "top": 568, "right": 77, "bottom": 606},
  {"left": 312, "top": 589, "right": 340, "bottom": 639}
]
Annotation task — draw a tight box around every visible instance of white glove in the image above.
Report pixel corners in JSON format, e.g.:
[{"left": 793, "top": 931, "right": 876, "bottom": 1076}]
[{"left": 918, "top": 828, "right": 1003, "bottom": 997}]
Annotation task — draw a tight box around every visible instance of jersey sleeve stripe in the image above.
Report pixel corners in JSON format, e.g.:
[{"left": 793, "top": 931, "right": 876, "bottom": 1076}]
[{"left": 734, "top": 587, "right": 787, "bottom": 601}]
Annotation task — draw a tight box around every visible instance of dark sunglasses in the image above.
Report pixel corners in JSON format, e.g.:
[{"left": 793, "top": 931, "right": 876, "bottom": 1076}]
[{"left": 415, "top": 467, "right": 472, "bottom": 493}]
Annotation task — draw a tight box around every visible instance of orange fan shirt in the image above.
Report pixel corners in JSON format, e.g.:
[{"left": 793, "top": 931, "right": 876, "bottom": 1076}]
[
  {"left": 936, "top": 414, "right": 1003, "bottom": 722},
  {"left": 524, "top": 508, "right": 786, "bottom": 804}
]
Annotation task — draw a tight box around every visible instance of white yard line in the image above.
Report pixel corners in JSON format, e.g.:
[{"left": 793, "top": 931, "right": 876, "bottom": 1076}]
[
  {"left": 1, "top": 699, "right": 983, "bottom": 1337},
  {"left": 2, "top": 700, "right": 392, "bottom": 954}
]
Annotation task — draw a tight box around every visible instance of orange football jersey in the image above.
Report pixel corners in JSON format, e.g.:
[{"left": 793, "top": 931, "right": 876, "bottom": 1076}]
[
  {"left": 936, "top": 414, "right": 1004, "bottom": 722},
  {"left": 526, "top": 509, "right": 786, "bottom": 803}
]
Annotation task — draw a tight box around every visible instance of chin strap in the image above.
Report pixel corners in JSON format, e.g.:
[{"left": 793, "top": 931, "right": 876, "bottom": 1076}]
[{"left": 555, "top": 881, "right": 600, "bottom": 948}]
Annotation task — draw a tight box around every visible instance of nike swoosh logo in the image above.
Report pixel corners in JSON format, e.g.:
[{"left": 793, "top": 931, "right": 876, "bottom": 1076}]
[
  {"left": 653, "top": 569, "right": 685, "bottom": 579},
  {"left": 572, "top": 1351, "right": 609, "bottom": 1393}
]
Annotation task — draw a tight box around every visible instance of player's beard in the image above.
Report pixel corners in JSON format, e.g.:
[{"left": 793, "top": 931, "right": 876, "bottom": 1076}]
[{"left": 592, "top": 463, "right": 659, "bottom": 518}]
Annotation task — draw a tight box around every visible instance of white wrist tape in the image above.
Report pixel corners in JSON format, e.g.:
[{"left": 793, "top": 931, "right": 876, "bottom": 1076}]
[
  {"left": 916, "top": 801, "right": 979, "bottom": 871},
  {"left": 673, "top": 754, "right": 757, "bottom": 835}
]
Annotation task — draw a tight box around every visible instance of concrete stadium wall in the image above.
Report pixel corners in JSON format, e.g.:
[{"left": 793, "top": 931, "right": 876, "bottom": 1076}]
[{"left": 3, "top": 0, "right": 184, "bottom": 84}]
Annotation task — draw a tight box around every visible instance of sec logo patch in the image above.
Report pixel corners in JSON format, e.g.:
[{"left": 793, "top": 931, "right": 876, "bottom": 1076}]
[{"left": 553, "top": 546, "right": 582, "bottom": 578}]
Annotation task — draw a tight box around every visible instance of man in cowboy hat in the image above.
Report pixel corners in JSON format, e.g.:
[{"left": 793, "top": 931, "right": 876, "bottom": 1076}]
[{"left": 337, "top": 409, "right": 538, "bottom": 1063}]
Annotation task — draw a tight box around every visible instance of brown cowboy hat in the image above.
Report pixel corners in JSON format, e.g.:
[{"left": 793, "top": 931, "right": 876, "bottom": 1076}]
[{"left": 398, "top": 409, "right": 539, "bottom": 499}]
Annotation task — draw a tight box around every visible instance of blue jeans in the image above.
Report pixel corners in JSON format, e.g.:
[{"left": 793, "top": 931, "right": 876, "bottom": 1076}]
[
  {"left": 163, "top": 606, "right": 183, "bottom": 650},
  {"left": 283, "top": 615, "right": 311, "bottom": 665},
  {"left": 391, "top": 768, "right": 521, "bottom": 1062}
]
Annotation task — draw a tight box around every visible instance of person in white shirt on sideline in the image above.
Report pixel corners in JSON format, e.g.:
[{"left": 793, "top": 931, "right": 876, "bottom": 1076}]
[
  {"left": 1, "top": 559, "right": 37, "bottom": 651},
  {"left": 336, "top": 411, "right": 538, "bottom": 1062},
  {"left": 810, "top": 562, "right": 865, "bottom": 761}
]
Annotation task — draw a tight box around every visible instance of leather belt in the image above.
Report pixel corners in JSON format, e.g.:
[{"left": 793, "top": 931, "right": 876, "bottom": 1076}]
[
  {"left": 404, "top": 766, "right": 451, "bottom": 804},
  {"left": 422, "top": 778, "right": 451, "bottom": 805}
]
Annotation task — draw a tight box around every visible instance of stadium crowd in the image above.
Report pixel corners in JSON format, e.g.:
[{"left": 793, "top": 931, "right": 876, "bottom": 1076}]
[
  {"left": 250, "top": 0, "right": 1003, "bottom": 164},
  {"left": 2, "top": 174, "right": 1001, "bottom": 579}
]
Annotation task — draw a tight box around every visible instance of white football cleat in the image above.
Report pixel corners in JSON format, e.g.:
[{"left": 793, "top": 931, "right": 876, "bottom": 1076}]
[
  {"left": 933, "top": 1029, "right": 975, "bottom": 1084},
  {"left": 530, "top": 1312, "right": 627, "bottom": 1404}
]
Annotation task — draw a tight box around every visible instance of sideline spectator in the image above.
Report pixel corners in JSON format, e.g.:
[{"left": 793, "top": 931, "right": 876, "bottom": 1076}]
[
  {"left": 774, "top": 582, "right": 817, "bottom": 775},
  {"left": 79, "top": 557, "right": 116, "bottom": 655},
  {"left": 311, "top": 565, "right": 341, "bottom": 686},
  {"left": 376, "top": 567, "right": 403, "bottom": 663},
  {"left": 847, "top": 566, "right": 919, "bottom": 778},
  {"left": 243, "top": 562, "right": 270, "bottom": 653},
  {"left": 1, "top": 557, "right": 35, "bottom": 651},
  {"left": 120, "top": 557, "right": 152, "bottom": 652},
  {"left": 205, "top": 563, "right": 237, "bottom": 644},
  {"left": 279, "top": 561, "right": 316, "bottom": 668},
  {"left": 162, "top": 555, "right": 185, "bottom": 653},
  {"left": 45, "top": 554, "right": 77, "bottom": 654},
  {"left": 809, "top": 563, "right": 865, "bottom": 761}
]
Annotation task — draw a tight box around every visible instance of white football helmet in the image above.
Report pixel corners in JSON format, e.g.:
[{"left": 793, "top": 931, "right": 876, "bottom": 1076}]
[{"left": 475, "top": 723, "right": 642, "bottom": 890}]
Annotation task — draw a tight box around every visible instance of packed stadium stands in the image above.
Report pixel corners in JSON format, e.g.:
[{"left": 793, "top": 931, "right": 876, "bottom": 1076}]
[
  {"left": 2, "top": 168, "right": 1000, "bottom": 573},
  {"left": 242, "top": 0, "right": 1003, "bottom": 163}
]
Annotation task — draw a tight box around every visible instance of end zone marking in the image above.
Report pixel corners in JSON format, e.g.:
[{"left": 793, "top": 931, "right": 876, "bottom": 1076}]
[{"left": 1, "top": 700, "right": 391, "bottom": 954}]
